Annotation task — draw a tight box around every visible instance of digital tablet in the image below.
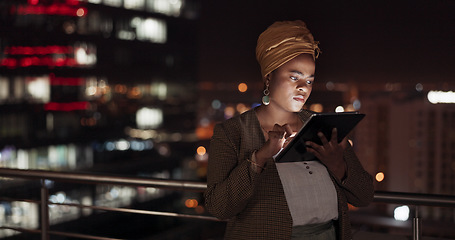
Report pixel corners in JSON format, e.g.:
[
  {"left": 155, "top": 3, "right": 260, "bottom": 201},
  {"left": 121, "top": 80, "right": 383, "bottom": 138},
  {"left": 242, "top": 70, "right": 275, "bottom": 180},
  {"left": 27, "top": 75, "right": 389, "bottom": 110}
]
[{"left": 274, "top": 112, "right": 365, "bottom": 163}]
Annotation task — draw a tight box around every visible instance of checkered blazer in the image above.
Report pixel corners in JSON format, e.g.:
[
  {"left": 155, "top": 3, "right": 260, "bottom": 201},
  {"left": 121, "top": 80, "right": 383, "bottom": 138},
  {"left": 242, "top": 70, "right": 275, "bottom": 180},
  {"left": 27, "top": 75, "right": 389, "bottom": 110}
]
[{"left": 204, "top": 108, "right": 374, "bottom": 240}]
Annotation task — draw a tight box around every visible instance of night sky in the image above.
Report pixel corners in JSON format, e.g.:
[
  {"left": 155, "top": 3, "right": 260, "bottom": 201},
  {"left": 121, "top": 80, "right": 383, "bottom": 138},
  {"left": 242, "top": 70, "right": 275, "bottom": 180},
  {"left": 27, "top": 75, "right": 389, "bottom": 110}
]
[{"left": 197, "top": 0, "right": 455, "bottom": 88}]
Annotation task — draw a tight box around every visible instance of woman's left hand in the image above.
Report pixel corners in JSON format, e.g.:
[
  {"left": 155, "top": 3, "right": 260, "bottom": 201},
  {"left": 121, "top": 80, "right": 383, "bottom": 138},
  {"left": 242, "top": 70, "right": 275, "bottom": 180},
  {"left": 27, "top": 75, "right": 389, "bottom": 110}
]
[{"left": 305, "top": 128, "right": 347, "bottom": 181}]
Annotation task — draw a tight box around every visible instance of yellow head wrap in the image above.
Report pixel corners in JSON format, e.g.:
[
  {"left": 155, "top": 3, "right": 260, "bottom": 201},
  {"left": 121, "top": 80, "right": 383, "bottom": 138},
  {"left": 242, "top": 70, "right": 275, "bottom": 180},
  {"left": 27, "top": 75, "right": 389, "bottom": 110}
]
[{"left": 256, "top": 20, "right": 320, "bottom": 78}]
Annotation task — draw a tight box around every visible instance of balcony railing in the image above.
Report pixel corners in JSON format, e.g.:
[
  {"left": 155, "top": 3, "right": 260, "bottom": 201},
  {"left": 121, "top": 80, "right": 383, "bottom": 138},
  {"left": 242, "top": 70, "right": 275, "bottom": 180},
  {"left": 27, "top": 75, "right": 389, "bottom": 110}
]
[{"left": 0, "top": 167, "right": 455, "bottom": 240}]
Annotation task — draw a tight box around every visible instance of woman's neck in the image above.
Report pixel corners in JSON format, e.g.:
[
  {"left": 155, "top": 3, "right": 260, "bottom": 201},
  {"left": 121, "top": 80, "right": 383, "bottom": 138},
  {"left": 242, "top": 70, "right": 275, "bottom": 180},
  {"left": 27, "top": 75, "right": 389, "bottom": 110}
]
[{"left": 255, "top": 105, "right": 302, "bottom": 131}]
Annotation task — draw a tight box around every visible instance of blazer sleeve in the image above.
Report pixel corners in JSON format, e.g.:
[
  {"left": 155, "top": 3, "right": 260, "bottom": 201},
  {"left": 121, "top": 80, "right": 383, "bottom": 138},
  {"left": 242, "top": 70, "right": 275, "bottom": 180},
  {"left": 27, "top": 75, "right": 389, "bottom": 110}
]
[
  {"left": 204, "top": 123, "right": 263, "bottom": 220},
  {"left": 336, "top": 144, "right": 375, "bottom": 207}
]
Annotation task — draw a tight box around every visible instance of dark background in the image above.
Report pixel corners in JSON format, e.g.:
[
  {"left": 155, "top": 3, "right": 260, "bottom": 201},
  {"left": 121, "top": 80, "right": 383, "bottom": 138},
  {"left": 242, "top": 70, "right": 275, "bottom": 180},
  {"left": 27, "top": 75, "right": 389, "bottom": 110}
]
[{"left": 198, "top": 0, "right": 455, "bottom": 88}]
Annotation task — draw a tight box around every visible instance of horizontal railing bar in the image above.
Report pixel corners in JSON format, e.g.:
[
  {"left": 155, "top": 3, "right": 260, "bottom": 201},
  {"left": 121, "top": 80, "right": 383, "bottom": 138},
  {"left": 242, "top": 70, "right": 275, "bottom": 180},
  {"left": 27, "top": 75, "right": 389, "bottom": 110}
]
[
  {"left": 48, "top": 230, "right": 124, "bottom": 240},
  {"left": 0, "top": 226, "right": 123, "bottom": 240},
  {"left": 0, "top": 168, "right": 207, "bottom": 191},
  {"left": 2, "top": 168, "right": 455, "bottom": 208},
  {"left": 0, "top": 226, "right": 41, "bottom": 234},
  {"left": 373, "top": 191, "right": 455, "bottom": 208},
  {"left": 48, "top": 201, "right": 221, "bottom": 221},
  {"left": 1, "top": 168, "right": 455, "bottom": 240},
  {"left": 0, "top": 197, "right": 40, "bottom": 204}
]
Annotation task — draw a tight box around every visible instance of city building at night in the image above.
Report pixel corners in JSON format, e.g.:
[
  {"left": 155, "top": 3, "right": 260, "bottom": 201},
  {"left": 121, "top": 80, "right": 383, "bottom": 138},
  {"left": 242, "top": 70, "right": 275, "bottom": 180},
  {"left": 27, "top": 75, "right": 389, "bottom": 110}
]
[
  {"left": 0, "top": 0, "right": 205, "bottom": 238},
  {"left": 354, "top": 83, "right": 455, "bottom": 224}
]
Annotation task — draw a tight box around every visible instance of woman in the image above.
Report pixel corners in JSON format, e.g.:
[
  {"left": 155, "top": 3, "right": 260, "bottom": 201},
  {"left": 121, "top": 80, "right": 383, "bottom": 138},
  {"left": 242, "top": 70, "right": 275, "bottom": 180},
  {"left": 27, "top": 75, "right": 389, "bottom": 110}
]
[{"left": 204, "top": 20, "right": 374, "bottom": 240}]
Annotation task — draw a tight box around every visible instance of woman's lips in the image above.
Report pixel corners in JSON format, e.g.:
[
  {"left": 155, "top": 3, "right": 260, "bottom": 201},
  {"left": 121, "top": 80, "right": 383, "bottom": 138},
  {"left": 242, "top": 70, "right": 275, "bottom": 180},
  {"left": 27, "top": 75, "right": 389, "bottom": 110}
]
[{"left": 293, "top": 95, "right": 305, "bottom": 102}]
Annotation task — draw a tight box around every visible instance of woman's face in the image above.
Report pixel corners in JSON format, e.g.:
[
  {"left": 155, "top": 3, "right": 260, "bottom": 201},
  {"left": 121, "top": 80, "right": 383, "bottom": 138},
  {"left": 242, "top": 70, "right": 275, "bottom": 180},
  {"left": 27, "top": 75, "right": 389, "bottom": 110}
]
[{"left": 267, "top": 54, "right": 315, "bottom": 113}]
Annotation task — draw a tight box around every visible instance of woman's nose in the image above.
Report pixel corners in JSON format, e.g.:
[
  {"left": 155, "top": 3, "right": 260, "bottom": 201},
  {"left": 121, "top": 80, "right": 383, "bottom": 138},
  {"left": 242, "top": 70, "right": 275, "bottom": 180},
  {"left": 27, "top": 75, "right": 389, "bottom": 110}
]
[{"left": 297, "top": 85, "right": 309, "bottom": 92}]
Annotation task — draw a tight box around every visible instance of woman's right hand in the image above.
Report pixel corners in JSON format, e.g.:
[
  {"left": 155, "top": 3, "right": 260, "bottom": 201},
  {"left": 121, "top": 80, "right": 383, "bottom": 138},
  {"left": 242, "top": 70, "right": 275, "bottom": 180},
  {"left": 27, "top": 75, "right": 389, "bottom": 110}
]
[{"left": 255, "top": 124, "right": 295, "bottom": 165}]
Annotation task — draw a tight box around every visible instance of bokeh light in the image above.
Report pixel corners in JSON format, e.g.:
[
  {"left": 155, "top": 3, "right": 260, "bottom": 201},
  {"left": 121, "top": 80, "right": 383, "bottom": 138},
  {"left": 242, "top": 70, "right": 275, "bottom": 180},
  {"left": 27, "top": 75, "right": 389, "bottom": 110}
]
[
  {"left": 238, "top": 83, "right": 248, "bottom": 92},
  {"left": 335, "top": 106, "right": 345, "bottom": 112},
  {"left": 196, "top": 146, "right": 206, "bottom": 156},
  {"left": 375, "top": 172, "right": 385, "bottom": 182},
  {"left": 394, "top": 205, "right": 410, "bottom": 221},
  {"left": 185, "top": 199, "right": 198, "bottom": 208}
]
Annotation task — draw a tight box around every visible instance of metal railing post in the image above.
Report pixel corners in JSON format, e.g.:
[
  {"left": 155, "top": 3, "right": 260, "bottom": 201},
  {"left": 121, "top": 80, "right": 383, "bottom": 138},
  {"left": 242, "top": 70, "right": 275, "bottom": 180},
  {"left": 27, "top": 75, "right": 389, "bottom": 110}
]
[
  {"left": 40, "top": 179, "right": 49, "bottom": 240},
  {"left": 413, "top": 206, "right": 421, "bottom": 240}
]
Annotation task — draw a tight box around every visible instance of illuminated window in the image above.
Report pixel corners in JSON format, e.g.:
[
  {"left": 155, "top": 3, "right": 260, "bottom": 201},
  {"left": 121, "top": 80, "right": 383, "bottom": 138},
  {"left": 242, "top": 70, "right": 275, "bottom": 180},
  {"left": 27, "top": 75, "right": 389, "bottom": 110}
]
[
  {"left": 124, "top": 0, "right": 145, "bottom": 10},
  {"left": 117, "top": 17, "right": 166, "bottom": 43},
  {"left": 427, "top": 91, "right": 455, "bottom": 104},
  {"left": 26, "top": 76, "right": 51, "bottom": 103},
  {"left": 136, "top": 18, "right": 167, "bottom": 43},
  {"left": 14, "top": 77, "right": 25, "bottom": 100},
  {"left": 0, "top": 77, "right": 9, "bottom": 101},
  {"left": 82, "top": 10, "right": 113, "bottom": 36},
  {"left": 91, "top": 0, "right": 184, "bottom": 17},
  {"left": 17, "top": 149, "right": 29, "bottom": 169},
  {"left": 75, "top": 43, "right": 97, "bottom": 66},
  {"left": 103, "top": 0, "right": 122, "bottom": 7},
  {"left": 136, "top": 107, "right": 163, "bottom": 129},
  {"left": 150, "top": 82, "right": 167, "bottom": 100},
  {"left": 146, "top": 0, "right": 183, "bottom": 17},
  {"left": 117, "top": 29, "right": 136, "bottom": 40}
]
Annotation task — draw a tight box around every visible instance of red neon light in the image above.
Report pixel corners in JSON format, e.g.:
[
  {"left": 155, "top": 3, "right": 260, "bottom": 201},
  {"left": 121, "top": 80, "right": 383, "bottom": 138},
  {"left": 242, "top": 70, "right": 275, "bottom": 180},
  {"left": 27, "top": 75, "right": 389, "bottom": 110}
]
[
  {"left": 27, "top": 0, "right": 82, "bottom": 5},
  {"left": 1, "top": 58, "right": 17, "bottom": 68},
  {"left": 50, "top": 76, "right": 85, "bottom": 86},
  {"left": 44, "top": 102, "right": 89, "bottom": 111},
  {"left": 67, "top": 0, "right": 81, "bottom": 6},
  {"left": 1, "top": 57, "right": 80, "bottom": 68},
  {"left": 20, "top": 57, "right": 33, "bottom": 67},
  {"left": 4, "top": 46, "right": 74, "bottom": 55},
  {"left": 15, "top": 4, "right": 87, "bottom": 17},
  {"left": 28, "top": 0, "right": 39, "bottom": 5}
]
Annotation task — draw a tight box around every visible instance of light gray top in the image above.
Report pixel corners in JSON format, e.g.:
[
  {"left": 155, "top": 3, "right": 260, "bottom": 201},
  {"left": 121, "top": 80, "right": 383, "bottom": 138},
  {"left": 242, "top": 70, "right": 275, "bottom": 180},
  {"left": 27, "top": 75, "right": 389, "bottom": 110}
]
[{"left": 276, "top": 160, "right": 338, "bottom": 226}]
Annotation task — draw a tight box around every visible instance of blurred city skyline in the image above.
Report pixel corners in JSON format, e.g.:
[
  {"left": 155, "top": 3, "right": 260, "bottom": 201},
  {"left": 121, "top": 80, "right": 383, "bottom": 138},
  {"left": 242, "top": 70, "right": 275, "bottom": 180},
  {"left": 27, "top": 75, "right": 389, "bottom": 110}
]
[{"left": 198, "top": 0, "right": 455, "bottom": 90}]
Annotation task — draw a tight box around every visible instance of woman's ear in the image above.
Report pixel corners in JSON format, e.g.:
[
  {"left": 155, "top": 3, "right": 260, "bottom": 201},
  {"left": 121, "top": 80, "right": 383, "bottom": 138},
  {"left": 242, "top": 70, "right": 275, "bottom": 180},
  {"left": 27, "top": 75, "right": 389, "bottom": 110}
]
[{"left": 263, "top": 73, "right": 272, "bottom": 84}]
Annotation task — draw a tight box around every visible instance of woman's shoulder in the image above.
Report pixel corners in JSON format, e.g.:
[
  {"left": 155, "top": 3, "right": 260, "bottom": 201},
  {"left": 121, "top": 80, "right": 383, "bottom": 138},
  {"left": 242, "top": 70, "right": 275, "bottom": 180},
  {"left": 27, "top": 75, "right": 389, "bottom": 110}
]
[
  {"left": 211, "top": 108, "right": 257, "bottom": 144},
  {"left": 214, "top": 108, "right": 258, "bottom": 136},
  {"left": 218, "top": 107, "right": 257, "bottom": 127}
]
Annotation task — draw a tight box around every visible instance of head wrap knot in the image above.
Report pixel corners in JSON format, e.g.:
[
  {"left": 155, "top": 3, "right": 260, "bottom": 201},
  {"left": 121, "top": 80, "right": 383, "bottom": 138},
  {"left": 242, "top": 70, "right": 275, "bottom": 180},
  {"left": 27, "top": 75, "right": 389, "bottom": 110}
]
[{"left": 256, "top": 20, "right": 320, "bottom": 78}]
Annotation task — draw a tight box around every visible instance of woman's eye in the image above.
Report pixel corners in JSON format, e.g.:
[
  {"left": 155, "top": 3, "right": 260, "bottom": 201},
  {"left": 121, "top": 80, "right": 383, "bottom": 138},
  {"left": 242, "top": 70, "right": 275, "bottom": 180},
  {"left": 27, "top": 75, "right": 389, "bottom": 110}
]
[
  {"left": 306, "top": 80, "right": 313, "bottom": 85},
  {"left": 290, "top": 76, "right": 298, "bottom": 81}
]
